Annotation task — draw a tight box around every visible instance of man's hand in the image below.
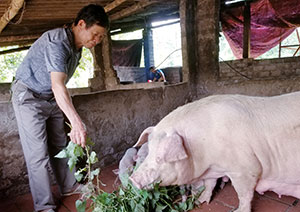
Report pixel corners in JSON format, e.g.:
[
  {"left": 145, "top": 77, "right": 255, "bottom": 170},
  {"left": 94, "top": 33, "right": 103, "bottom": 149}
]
[{"left": 69, "top": 121, "right": 87, "bottom": 147}]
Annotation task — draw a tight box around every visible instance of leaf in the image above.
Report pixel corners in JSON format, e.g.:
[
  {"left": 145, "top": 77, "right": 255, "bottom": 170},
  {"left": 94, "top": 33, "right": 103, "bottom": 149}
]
[
  {"left": 119, "top": 188, "right": 125, "bottom": 196},
  {"left": 155, "top": 204, "right": 167, "bottom": 212},
  {"left": 141, "top": 190, "right": 149, "bottom": 200},
  {"left": 88, "top": 151, "right": 98, "bottom": 164},
  {"left": 178, "top": 202, "right": 187, "bottom": 210},
  {"left": 129, "top": 199, "right": 136, "bottom": 210},
  {"left": 86, "top": 137, "right": 95, "bottom": 146},
  {"left": 134, "top": 203, "right": 145, "bottom": 212},
  {"left": 74, "top": 145, "right": 85, "bottom": 158},
  {"left": 186, "top": 199, "right": 194, "bottom": 210},
  {"left": 179, "top": 186, "right": 186, "bottom": 195},
  {"left": 66, "top": 141, "right": 77, "bottom": 155},
  {"left": 90, "top": 168, "right": 100, "bottom": 180},
  {"left": 75, "top": 199, "right": 86, "bottom": 212},
  {"left": 55, "top": 149, "right": 67, "bottom": 158},
  {"left": 75, "top": 171, "right": 83, "bottom": 182},
  {"left": 153, "top": 190, "right": 160, "bottom": 200},
  {"left": 67, "top": 157, "right": 77, "bottom": 171}
]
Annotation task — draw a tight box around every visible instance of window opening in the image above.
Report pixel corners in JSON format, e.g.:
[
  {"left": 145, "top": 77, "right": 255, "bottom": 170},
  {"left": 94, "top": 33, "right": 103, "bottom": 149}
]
[
  {"left": 66, "top": 48, "right": 94, "bottom": 88},
  {"left": 152, "top": 19, "right": 182, "bottom": 69}
]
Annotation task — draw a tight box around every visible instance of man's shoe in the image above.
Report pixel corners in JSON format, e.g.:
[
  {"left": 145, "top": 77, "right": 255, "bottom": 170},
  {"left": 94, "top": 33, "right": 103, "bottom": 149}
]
[{"left": 62, "top": 183, "right": 85, "bottom": 196}]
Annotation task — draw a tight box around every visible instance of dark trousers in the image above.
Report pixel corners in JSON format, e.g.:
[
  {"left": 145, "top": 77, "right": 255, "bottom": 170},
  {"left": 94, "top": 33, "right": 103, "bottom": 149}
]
[{"left": 11, "top": 80, "right": 76, "bottom": 211}]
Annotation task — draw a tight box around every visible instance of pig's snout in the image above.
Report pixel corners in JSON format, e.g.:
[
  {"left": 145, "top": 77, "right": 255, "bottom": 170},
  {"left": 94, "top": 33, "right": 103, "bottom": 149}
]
[
  {"left": 129, "top": 174, "right": 143, "bottom": 189},
  {"left": 130, "top": 168, "right": 159, "bottom": 189}
]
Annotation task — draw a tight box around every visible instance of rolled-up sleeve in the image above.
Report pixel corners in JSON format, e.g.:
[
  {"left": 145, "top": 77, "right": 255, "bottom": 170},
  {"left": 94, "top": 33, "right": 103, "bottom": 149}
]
[{"left": 45, "top": 40, "right": 70, "bottom": 74}]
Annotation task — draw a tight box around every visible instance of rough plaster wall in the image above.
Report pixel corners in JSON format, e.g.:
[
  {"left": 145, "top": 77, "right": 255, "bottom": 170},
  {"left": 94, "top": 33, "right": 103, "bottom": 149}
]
[
  {"left": 0, "top": 83, "right": 190, "bottom": 199},
  {"left": 0, "top": 102, "right": 28, "bottom": 199},
  {"left": 0, "top": 83, "right": 11, "bottom": 101},
  {"left": 72, "top": 84, "right": 191, "bottom": 167}
]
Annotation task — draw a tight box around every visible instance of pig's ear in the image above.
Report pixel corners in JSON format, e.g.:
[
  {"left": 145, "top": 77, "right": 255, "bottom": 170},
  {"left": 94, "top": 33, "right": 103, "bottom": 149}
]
[
  {"left": 159, "top": 133, "right": 188, "bottom": 163},
  {"left": 133, "top": 126, "right": 154, "bottom": 148}
]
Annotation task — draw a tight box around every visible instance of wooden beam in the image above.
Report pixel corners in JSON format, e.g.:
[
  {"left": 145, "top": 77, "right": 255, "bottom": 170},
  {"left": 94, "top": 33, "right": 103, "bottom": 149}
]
[
  {"left": 0, "top": 0, "right": 25, "bottom": 33},
  {"left": 104, "top": 0, "right": 128, "bottom": 13},
  {"left": 152, "top": 19, "right": 180, "bottom": 29},
  {"left": 243, "top": 1, "right": 251, "bottom": 58},
  {"left": 110, "top": 1, "right": 158, "bottom": 21},
  {"left": 0, "top": 45, "right": 30, "bottom": 55},
  {"left": 110, "top": 10, "right": 179, "bottom": 31},
  {"left": 0, "top": 34, "right": 40, "bottom": 46},
  {"left": 0, "top": 40, "right": 34, "bottom": 47},
  {"left": 0, "top": 34, "right": 40, "bottom": 42}
]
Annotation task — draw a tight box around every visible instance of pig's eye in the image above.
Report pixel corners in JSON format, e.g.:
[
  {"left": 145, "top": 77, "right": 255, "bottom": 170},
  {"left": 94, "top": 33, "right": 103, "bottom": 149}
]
[{"left": 156, "top": 157, "right": 162, "bottom": 163}]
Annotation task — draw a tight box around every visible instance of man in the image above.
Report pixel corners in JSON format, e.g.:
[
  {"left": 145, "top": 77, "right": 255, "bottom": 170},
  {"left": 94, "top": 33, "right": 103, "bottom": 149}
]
[
  {"left": 149, "top": 66, "right": 166, "bottom": 82},
  {"left": 11, "top": 4, "right": 109, "bottom": 212}
]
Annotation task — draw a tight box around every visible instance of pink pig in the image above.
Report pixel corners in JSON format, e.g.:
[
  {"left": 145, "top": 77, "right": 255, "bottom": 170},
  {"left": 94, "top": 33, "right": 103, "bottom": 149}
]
[{"left": 129, "top": 92, "right": 300, "bottom": 212}]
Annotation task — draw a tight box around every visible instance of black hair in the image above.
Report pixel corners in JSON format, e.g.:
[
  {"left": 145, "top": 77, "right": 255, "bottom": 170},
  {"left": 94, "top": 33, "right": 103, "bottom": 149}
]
[
  {"left": 149, "top": 66, "right": 155, "bottom": 70},
  {"left": 74, "top": 4, "right": 109, "bottom": 29}
]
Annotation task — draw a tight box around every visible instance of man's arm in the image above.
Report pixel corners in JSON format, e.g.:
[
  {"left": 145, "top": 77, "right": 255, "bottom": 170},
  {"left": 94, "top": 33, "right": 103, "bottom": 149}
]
[{"left": 51, "top": 72, "right": 87, "bottom": 147}]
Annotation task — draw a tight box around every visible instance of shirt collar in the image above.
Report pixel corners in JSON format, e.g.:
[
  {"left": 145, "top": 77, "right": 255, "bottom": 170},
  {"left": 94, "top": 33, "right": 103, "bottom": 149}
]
[{"left": 65, "top": 27, "right": 82, "bottom": 53}]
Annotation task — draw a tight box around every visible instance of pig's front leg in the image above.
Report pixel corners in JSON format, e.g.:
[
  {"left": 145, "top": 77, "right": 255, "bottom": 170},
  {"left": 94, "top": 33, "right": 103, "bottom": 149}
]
[
  {"left": 230, "top": 173, "right": 258, "bottom": 212},
  {"left": 196, "top": 179, "right": 217, "bottom": 204}
]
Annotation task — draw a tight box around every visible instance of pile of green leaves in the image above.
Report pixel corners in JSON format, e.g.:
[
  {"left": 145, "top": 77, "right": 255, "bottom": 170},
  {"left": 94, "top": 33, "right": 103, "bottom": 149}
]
[
  {"left": 92, "top": 181, "right": 204, "bottom": 212},
  {"left": 56, "top": 138, "right": 204, "bottom": 212}
]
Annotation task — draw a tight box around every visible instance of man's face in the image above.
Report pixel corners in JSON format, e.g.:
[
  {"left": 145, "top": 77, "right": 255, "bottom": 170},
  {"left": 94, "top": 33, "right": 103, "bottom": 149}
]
[{"left": 78, "top": 20, "right": 107, "bottom": 49}]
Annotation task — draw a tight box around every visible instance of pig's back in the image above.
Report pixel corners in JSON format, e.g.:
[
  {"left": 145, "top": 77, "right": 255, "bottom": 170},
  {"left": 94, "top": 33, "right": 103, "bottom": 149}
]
[{"left": 157, "top": 92, "right": 300, "bottom": 183}]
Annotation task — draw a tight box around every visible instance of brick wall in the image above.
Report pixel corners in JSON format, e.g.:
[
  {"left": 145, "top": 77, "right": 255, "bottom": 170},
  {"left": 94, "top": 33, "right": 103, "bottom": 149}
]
[{"left": 219, "top": 57, "right": 300, "bottom": 82}]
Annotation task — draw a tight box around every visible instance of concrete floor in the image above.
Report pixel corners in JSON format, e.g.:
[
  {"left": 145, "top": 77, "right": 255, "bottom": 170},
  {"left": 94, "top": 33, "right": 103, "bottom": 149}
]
[{"left": 1, "top": 164, "right": 299, "bottom": 212}]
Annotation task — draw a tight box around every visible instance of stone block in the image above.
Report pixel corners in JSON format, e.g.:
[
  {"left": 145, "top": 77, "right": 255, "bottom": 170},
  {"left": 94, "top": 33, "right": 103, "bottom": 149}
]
[
  {"left": 258, "top": 71, "right": 270, "bottom": 78},
  {"left": 270, "top": 70, "right": 281, "bottom": 77}
]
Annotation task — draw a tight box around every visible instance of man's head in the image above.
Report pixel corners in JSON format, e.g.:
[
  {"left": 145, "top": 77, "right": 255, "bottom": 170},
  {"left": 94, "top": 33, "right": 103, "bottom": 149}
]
[
  {"left": 74, "top": 4, "right": 109, "bottom": 29},
  {"left": 150, "top": 66, "right": 156, "bottom": 73},
  {"left": 73, "top": 4, "right": 109, "bottom": 49}
]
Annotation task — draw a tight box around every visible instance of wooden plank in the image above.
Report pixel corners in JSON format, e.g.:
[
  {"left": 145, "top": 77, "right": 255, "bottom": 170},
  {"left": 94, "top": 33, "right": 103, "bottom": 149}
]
[
  {"left": 0, "top": 45, "right": 30, "bottom": 55},
  {"left": 110, "top": 1, "right": 158, "bottom": 21},
  {"left": 0, "top": 34, "right": 40, "bottom": 42},
  {"left": 0, "top": 0, "right": 25, "bottom": 33},
  {"left": 104, "top": 0, "right": 128, "bottom": 13}
]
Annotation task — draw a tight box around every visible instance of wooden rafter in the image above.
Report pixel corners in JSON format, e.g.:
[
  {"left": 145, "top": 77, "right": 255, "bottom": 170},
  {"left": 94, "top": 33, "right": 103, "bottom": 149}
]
[
  {"left": 0, "top": 34, "right": 40, "bottom": 42},
  {"left": 104, "top": 0, "right": 128, "bottom": 13},
  {"left": 279, "top": 29, "right": 300, "bottom": 57},
  {"left": 110, "top": 0, "right": 158, "bottom": 21},
  {"left": 0, "top": 45, "right": 30, "bottom": 55},
  {"left": 0, "top": 34, "right": 40, "bottom": 47},
  {"left": 0, "top": 0, "right": 25, "bottom": 33}
]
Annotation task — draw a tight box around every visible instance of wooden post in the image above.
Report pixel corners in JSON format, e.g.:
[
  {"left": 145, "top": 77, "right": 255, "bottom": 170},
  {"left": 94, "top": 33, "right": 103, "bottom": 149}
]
[
  {"left": 143, "top": 21, "right": 154, "bottom": 81},
  {"left": 89, "top": 31, "right": 120, "bottom": 91},
  {"left": 243, "top": 1, "right": 251, "bottom": 58}
]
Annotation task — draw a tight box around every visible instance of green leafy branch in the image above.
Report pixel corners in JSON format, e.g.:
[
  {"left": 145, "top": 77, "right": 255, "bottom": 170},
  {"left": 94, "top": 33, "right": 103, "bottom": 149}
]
[{"left": 55, "top": 124, "right": 204, "bottom": 212}]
